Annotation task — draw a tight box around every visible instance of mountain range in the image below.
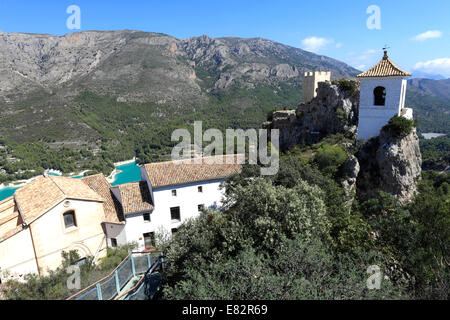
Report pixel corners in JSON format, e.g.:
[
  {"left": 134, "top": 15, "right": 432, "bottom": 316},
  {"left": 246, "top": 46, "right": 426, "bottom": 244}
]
[{"left": 0, "top": 30, "right": 448, "bottom": 165}]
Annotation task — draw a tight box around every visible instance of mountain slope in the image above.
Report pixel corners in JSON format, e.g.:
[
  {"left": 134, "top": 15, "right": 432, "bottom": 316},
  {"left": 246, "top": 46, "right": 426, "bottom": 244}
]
[
  {"left": 0, "top": 30, "right": 359, "bottom": 154},
  {"left": 0, "top": 29, "right": 448, "bottom": 174},
  {"left": 407, "top": 78, "right": 450, "bottom": 134}
]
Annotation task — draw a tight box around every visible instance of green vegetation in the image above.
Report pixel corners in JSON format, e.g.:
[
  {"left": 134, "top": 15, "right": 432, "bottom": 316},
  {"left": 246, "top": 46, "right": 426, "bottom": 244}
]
[
  {"left": 420, "top": 136, "right": 450, "bottom": 160},
  {"left": 0, "top": 244, "right": 137, "bottom": 300},
  {"left": 313, "top": 143, "right": 347, "bottom": 177},
  {"left": 0, "top": 140, "right": 114, "bottom": 184},
  {"left": 160, "top": 148, "right": 449, "bottom": 300},
  {"left": 382, "top": 115, "right": 418, "bottom": 138},
  {"left": 405, "top": 88, "right": 450, "bottom": 135},
  {"left": 332, "top": 79, "right": 358, "bottom": 95}
]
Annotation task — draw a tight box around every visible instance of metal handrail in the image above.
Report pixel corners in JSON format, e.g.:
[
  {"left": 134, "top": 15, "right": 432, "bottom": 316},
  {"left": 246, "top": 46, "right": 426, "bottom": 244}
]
[
  {"left": 66, "top": 250, "right": 158, "bottom": 300},
  {"left": 114, "top": 253, "right": 163, "bottom": 300}
]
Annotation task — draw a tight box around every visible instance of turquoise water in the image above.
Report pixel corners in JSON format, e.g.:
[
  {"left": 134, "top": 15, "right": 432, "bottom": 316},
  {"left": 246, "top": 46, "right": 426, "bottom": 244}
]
[
  {"left": 0, "top": 161, "right": 141, "bottom": 201},
  {"left": 110, "top": 161, "right": 142, "bottom": 186},
  {"left": 0, "top": 186, "right": 19, "bottom": 201}
]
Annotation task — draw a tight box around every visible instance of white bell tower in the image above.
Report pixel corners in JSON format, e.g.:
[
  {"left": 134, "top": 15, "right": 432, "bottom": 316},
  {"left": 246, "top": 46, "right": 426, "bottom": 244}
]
[{"left": 357, "top": 50, "right": 412, "bottom": 140}]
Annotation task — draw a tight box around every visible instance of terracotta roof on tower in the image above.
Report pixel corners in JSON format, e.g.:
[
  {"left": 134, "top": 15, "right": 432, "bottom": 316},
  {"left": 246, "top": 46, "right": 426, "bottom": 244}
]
[
  {"left": 143, "top": 154, "right": 243, "bottom": 189},
  {"left": 357, "top": 51, "right": 411, "bottom": 78},
  {"left": 82, "top": 174, "right": 125, "bottom": 224},
  {"left": 114, "top": 181, "right": 153, "bottom": 216}
]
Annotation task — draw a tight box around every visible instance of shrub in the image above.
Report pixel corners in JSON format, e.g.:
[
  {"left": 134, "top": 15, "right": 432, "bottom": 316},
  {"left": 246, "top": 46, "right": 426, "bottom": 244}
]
[
  {"left": 332, "top": 79, "right": 358, "bottom": 95},
  {"left": 382, "top": 115, "right": 417, "bottom": 138},
  {"left": 313, "top": 143, "right": 347, "bottom": 177},
  {"left": 266, "top": 108, "right": 276, "bottom": 121}
]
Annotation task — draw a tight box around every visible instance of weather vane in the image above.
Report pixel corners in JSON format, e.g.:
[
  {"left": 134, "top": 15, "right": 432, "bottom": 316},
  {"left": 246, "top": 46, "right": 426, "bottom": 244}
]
[{"left": 383, "top": 45, "right": 390, "bottom": 51}]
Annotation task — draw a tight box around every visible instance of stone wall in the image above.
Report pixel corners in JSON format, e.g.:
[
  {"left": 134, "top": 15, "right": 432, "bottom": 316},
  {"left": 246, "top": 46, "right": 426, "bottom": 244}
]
[
  {"left": 302, "top": 71, "right": 331, "bottom": 103},
  {"left": 267, "top": 80, "right": 359, "bottom": 151}
]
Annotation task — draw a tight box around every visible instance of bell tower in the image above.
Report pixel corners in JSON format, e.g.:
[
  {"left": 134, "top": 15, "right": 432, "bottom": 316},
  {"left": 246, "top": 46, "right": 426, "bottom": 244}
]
[{"left": 356, "top": 50, "right": 412, "bottom": 140}]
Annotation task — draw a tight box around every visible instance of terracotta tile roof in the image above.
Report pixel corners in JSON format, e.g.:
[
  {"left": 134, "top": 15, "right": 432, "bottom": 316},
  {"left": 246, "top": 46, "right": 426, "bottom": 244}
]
[
  {"left": 82, "top": 174, "right": 125, "bottom": 224},
  {"left": 14, "top": 175, "right": 103, "bottom": 224},
  {"left": 0, "top": 196, "right": 20, "bottom": 226},
  {"left": 0, "top": 196, "right": 23, "bottom": 242},
  {"left": 115, "top": 181, "right": 153, "bottom": 215},
  {"left": 357, "top": 51, "right": 411, "bottom": 78},
  {"left": 143, "top": 154, "right": 243, "bottom": 189}
]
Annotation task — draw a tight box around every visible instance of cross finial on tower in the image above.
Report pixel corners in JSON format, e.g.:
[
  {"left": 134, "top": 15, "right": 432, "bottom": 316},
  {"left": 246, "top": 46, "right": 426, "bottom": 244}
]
[{"left": 382, "top": 45, "right": 390, "bottom": 59}]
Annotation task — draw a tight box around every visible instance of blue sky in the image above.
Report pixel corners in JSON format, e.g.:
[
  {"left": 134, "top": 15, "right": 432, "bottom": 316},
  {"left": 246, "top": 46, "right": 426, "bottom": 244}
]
[{"left": 1, "top": 0, "right": 450, "bottom": 76}]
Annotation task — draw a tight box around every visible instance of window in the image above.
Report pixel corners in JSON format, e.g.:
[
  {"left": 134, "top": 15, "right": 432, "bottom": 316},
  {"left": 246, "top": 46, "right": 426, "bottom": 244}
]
[
  {"left": 143, "top": 213, "right": 151, "bottom": 222},
  {"left": 374, "top": 86, "right": 386, "bottom": 106},
  {"left": 170, "top": 207, "right": 181, "bottom": 221},
  {"left": 111, "top": 238, "right": 117, "bottom": 248},
  {"left": 171, "top": 190, "right": 177, "bottom": 197},
  {"left": 63, "top": 211, "right": 76, "bottom": 229},
  {"left": 198, "top": 186, "right": 203, "bottom": 193},
  {"left": 143, "top": 232, "right": 155, "bottom": 249},
  {"left": 171, "top": 228, "right": 178, "bottom": 235},
  {"left": 198, "top": 204, "right": 205, "bottom": 212}
]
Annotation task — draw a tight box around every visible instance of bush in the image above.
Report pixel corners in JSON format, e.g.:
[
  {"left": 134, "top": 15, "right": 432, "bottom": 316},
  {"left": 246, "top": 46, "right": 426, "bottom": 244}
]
[
  {"left": 0, "top": 244, "right": 137, "bottom": 300},
  {"left": 382, "top": 115, "right": 417, "bottom": 138},
  {"left": 266, "top": 108, "right": 276, "bottom": 122},
  {"left": 332, "top": 79, "right": 358, "bottom": 95},
  {"left": 313, "top": 143, "right": 347, "bottom": 176}
]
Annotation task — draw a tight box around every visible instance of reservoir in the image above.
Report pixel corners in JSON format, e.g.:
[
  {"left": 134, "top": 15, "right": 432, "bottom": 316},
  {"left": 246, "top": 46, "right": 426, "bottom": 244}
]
[
  {"left": 110, "top": 161, "right": 142, "bottom": 186},
  {"left": 0, "top": 161, "right": 142, "bottom": 202}
]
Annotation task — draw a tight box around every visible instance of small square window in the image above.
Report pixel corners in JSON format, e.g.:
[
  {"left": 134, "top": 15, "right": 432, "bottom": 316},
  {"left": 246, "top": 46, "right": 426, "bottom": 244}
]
[
  {"left": 143, "top": 213, "right": 151, "bottom": 222},
  {"left": 111, "top": 238, "right": 117, "bottom": 248},
  {"left": 63, "top": 211, "right": 76, "bottom": 229},
  {"left": 198, "top": 204, "right": 205, "bottom": 212},
  {"left": 172, "top": 190, "right": 177, "bottom": 197},
  {"left": 198, "top": 186, "right": 203, "bottom": 193},
  {"left": 170, "top": 207, "right": 181, "bottom": 221},
  {"left": 171, "top": 228, "right": 178, "bottom": 235}
]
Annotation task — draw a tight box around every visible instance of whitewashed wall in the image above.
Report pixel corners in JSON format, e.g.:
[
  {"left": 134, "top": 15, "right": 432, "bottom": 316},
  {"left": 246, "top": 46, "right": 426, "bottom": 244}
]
[
  {"left": 105, "top": 223, "right": 127, "bottom": 247},
  {"left": 358, "top": 77, "right": 408, "bottom": 140},
  {"left": 124, "top": 179, "right": 225, "bottom": 250},
  {"left": 28, "top": 199, "right": 107, "bottom": 274},
  {"left": 0, "top": 228, "right": 38, "bottom": 282}
]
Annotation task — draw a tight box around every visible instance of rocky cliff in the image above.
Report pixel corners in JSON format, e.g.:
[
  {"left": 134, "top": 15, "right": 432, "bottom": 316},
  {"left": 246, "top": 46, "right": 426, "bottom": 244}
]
[
  {"left": 265, "top": 79, "right": 422, "bottom": 203},
  {"left": 266, "top": 80, "right": 359, "bottom": 150},
  {"left": 356, "top": 128, "right": 422, "bottom": 204}
]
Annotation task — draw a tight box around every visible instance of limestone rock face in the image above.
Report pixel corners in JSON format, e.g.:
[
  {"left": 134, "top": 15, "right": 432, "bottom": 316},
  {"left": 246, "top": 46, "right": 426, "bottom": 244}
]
[
  {"left": 357, "top": 129, "right": 422, "bottom": 204},
  {"left": 341, "top": 155, "right": 360, "bottom": 196},
  {"left": 268, "top": 81, "right": 359, "bottom": 150}
]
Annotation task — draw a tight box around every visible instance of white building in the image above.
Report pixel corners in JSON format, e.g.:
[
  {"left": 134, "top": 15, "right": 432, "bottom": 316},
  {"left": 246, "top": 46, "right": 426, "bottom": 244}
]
[
  {"left": 0, "top": 176, "right": 108, "bottom": 282},
  {"left": 86, "top": 155, "right": 242, "bottom": 252},
  {"left": 357, "top": 50, "right": 412, "bottom": 140},
  {"left": 0, "top": 155, "right": 242, "bottom": 281}
]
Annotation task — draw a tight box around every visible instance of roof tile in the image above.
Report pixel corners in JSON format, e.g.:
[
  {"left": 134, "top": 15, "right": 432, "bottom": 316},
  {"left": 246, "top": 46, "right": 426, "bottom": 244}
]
[
  {"left": 116, "top": 181, "right": 153, "bottom": 215},
  {"left": 143, "top": 154, "right": 243, "bottom": 189},
  {"left": 14, "top": 175, "right": 103, "bottom": 224},
  {"left": 82, "top": 174, "right": 125, "bottom": 224},
  {"left": 357, "top": 51, "right": 411, "bottom": 78}
]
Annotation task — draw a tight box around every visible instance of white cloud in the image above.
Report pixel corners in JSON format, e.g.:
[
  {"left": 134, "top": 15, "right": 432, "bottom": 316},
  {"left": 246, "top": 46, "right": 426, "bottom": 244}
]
[
  {"left": 301, "top": 37, "right": 333, "bottom": 53},
  {"left": 335, "top": 43, "right": 343, "bottom": 48},
  {"left": 346, "top": 49, "right": 379, "bottom": 70},
  {"left": 412, "top": 30, "right": 442, "bottom": 41},
  {"left": 356, "top": 65, "right": 366, "bottom": 70},
  {"left": 413, "top": 58, "right": 450, "bottom": 77}
]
